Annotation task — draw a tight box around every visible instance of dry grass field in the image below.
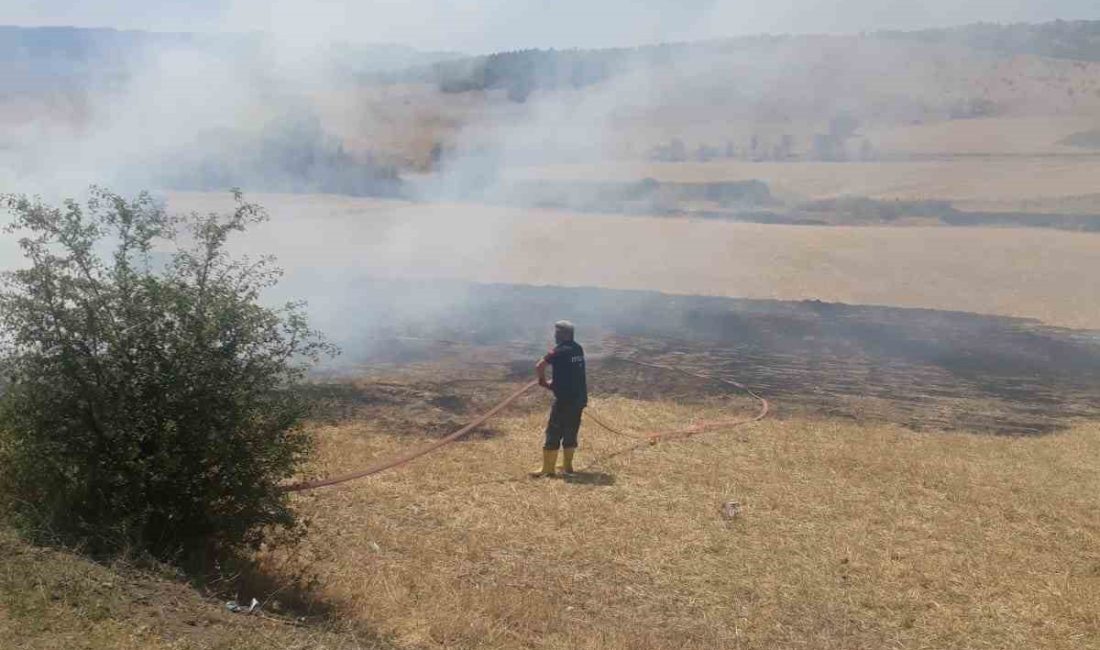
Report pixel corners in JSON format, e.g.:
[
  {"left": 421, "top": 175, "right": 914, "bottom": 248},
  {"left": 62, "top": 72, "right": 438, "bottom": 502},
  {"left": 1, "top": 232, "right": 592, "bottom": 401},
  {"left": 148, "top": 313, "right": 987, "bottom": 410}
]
[
  {"left": 0, "top": 526, "right": 377, "bottom": 650},
  {"left": 7, "top": 23, "right": 1100, "bottom": 650},
  {"left": 169, "top": 192, "right": 1100, "bottom": 330},
  {"left": 262, "top": 363, "right": 1100, "bottom": 650},
  {"left": 503, "top": 157, "right": 1100, "bottom": 211},
  {"left": 308, "top": 45, "right": 1100, "bottom": 168},
  {"left": 6, "top": 366, "right": 1097, "bottom": 650},
  {"left": 9, "top": 185, "right": 1096, "bottom": 649}
]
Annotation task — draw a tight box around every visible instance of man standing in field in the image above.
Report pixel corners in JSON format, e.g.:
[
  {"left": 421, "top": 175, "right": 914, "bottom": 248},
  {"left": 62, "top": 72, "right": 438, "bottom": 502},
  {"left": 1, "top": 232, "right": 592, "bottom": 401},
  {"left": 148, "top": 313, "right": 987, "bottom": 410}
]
[{"left": 533, "top": 320, "right": 588, "bottom": 478}]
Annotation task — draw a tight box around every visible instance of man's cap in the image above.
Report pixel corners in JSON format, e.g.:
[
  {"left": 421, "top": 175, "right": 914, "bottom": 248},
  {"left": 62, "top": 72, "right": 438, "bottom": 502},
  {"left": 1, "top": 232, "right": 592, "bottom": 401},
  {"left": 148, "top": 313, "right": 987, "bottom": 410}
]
[{"left": 554, "top": 320, "right": 575, "bottom": 338}]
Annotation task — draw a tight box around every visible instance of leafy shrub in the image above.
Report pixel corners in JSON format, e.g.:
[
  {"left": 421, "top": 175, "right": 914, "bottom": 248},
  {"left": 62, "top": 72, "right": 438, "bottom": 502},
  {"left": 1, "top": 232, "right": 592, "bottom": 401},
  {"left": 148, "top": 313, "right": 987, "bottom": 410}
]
[{"left": 0, "top": 188, "right": 334, "bottom": 564}]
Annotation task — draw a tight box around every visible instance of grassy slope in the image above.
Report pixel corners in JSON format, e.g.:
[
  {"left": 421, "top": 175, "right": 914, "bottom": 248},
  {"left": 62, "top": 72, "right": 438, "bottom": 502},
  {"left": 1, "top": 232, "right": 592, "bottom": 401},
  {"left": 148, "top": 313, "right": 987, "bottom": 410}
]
[
  {"left": 279, "top": 392, "right": 1100, "bottom": 650},
  {"left": 0, "top": 528, "right": 385, "bottom": 649},
  {"left": 3, "top": 377, "right": 1098, "bottom": 649}
]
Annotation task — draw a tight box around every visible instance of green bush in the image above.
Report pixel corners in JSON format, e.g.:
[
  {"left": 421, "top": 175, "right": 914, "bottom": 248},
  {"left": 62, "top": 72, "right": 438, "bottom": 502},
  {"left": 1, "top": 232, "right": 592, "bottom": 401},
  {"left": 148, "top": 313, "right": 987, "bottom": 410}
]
[{"left": 0, "top": 188, "right": 334, "bottom": 564}]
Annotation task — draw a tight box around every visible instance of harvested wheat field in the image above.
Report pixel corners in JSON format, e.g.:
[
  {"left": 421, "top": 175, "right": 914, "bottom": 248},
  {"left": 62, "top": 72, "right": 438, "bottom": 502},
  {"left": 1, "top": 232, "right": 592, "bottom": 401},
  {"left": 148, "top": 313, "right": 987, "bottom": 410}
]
[
  {"left": 276, "top": 362, "right": 1100, "bottom": 650},
  {"left": 504, "top": 157, "right": 1100, "bottom": 209},
  {"left": 257, "top": 285, "right": 1100, "bottom": 650},
  {"left": 169, "top": 192, "right": 1100, "bottom": 330}
]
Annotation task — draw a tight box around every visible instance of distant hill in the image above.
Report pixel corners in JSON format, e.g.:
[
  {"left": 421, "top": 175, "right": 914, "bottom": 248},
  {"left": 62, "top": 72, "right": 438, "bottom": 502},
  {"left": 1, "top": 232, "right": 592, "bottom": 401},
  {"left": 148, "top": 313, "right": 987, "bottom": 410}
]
[
  {"left": 899, "top": 20, "right": 1100, "bottom": 61},
  {"left": 389, "top": 20, "right": 1100, "bottom": 103},
  {"left": 385, "top": 44, "right": 682, "bottom": 101},
  {"left": 5, "top": 21, "right": 1100, "bottom": 196},
  {"left": 0, "top": 25, "right": 457, "bottom": 196},
  {"left": 0, "top": 25, "right": 459, "bottom": 95}
]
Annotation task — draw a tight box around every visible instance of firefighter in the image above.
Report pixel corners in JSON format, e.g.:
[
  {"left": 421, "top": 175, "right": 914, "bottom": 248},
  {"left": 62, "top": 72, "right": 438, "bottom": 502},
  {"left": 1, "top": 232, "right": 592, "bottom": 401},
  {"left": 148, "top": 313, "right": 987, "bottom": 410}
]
[{"left": 533, "top": 320, "right": 587, "bottom": 477}]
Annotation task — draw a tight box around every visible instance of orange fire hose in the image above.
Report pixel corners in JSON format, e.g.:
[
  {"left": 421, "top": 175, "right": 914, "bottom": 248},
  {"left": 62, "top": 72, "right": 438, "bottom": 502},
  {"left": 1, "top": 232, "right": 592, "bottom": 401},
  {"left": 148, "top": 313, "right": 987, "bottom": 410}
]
[
  {"left": 283, "top": 380, "right": 538, "bottom": 491},
  {"left": 584, "top": 358, "right": 769, "bottom": 445},
  {"left": 283, "top": 357, "right": 767, "bottom": 492}
]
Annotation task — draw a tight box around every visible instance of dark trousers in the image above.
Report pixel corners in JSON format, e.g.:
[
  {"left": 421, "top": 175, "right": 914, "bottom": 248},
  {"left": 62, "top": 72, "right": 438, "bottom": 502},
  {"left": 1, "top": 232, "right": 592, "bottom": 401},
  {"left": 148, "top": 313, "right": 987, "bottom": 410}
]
[{"left": 544, "top": 400, "right": 584, "bottom": 450}]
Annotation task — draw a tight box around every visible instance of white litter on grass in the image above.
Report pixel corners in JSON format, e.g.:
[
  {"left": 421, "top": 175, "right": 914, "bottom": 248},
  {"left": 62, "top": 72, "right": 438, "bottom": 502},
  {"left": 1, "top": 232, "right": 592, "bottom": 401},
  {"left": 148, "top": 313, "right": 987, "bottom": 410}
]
[
  {"left": 721, "top": 501, "right": 742, "bottom": 520},
  {"left": 225, "top": 597, "right": 260, "bottom": 614}
]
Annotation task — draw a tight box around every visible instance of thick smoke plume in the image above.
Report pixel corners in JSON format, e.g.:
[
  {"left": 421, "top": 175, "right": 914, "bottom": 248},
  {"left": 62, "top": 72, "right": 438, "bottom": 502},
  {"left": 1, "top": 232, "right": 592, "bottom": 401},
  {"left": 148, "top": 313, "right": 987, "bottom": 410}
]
[{"left": 5, "top": 18, "right": 1100, "bottom": 355}]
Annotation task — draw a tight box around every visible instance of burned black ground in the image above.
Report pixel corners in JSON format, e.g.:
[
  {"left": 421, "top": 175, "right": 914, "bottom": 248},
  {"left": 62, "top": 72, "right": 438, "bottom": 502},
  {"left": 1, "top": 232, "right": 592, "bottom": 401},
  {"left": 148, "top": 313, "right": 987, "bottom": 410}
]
[{"left": 314, "top": 281, "right": 1100, "bottom": 436}]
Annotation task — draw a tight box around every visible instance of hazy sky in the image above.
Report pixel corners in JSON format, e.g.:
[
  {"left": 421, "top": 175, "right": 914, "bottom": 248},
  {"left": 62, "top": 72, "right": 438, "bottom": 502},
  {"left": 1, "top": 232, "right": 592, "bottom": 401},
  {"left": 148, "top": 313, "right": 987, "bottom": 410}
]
[{"left": 3, "top": 0, "right": 1100, "bottom": 52}]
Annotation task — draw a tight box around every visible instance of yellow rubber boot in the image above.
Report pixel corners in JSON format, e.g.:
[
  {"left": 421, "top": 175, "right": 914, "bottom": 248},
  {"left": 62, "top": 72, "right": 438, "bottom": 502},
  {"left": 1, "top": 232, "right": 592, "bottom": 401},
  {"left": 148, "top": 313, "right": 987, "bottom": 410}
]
[
  {"left": 560, "top": 448, "right": 576, "bottom": 475},
  {"left": 531, "top": 449, "right": 558, "bottom": 478}
]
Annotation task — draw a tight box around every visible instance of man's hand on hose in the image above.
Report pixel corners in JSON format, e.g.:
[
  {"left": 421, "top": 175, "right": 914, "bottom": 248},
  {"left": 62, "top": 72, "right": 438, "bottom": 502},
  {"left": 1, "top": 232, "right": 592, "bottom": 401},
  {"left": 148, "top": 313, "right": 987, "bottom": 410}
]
[{"left": 536, "top": 356, "right": 552, "bottom": 390}]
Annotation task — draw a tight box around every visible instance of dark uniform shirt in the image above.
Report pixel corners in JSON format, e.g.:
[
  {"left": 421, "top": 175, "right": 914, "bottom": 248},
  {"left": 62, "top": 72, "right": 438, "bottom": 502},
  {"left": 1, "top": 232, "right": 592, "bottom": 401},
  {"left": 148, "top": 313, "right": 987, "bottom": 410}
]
[{"left": 544, "top": 340, "right": 587, "bottom": 407}]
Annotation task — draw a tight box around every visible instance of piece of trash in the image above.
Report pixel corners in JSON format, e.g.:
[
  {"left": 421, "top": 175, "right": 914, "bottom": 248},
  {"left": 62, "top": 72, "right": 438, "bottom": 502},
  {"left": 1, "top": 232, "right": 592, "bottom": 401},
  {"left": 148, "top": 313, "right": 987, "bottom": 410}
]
[
  {"left": 369, "top": 541, "right": 381, "bottom": 553},
  {"left": 721, "top": 501, "right": 742, "bottom": 520},
  {"left": 225, "top": 598, "right": 260, "bottom": 614}
]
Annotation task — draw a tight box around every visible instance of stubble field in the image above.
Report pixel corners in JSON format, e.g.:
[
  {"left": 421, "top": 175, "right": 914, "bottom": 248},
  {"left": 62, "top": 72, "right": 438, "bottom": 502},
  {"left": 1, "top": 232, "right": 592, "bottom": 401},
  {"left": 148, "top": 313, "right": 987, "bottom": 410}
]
[
  {"left": 271, "top": 351, "right": 1100, "bottom": 650},
  {"left": 170, "top": 191, "right": 1100, "bottom": 330}
]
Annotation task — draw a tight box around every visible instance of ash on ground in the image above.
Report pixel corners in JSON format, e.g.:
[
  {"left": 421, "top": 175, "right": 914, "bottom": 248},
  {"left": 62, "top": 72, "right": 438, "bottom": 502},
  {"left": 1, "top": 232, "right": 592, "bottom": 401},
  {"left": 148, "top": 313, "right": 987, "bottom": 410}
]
[{"left": 312, "top": 281, "right": 1100, "bottom": 436}]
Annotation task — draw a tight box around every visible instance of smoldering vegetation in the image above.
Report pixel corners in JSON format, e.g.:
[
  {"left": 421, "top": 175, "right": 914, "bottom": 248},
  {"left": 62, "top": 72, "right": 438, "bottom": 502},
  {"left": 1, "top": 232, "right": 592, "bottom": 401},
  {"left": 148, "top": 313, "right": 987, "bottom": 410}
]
[
  {"left": 161, "top": 112, "right": 404, "bottom": 197},
  {"left": 396, "top": 20, "right": 1100, "bottom": 230},
  {"left": 5, "top": 20, "right": 1100, "bottom": 431},
  {"left": 0, "top": 26, "right": 451, "bottom": 195},
  {"left": 302, "top": 279, "right": 1100, "bottom": 436},
  {"left": 8, "top": 20, "right": 1100, "bottom": 215}
]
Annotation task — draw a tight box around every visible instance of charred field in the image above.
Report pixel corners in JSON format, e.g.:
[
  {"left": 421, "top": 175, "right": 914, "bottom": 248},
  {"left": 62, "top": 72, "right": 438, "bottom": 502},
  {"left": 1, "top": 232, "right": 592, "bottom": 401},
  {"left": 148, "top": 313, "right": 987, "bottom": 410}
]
[{"left": 313, "top": 281, "right": 1100, "bottom": 437}]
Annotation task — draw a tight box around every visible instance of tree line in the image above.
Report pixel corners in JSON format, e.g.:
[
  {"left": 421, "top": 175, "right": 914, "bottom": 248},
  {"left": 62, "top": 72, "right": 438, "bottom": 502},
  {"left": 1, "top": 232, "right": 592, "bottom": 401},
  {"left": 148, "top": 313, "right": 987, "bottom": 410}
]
[{"left": 387, "top": 20, "right": 1100, "bottom": 103}]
